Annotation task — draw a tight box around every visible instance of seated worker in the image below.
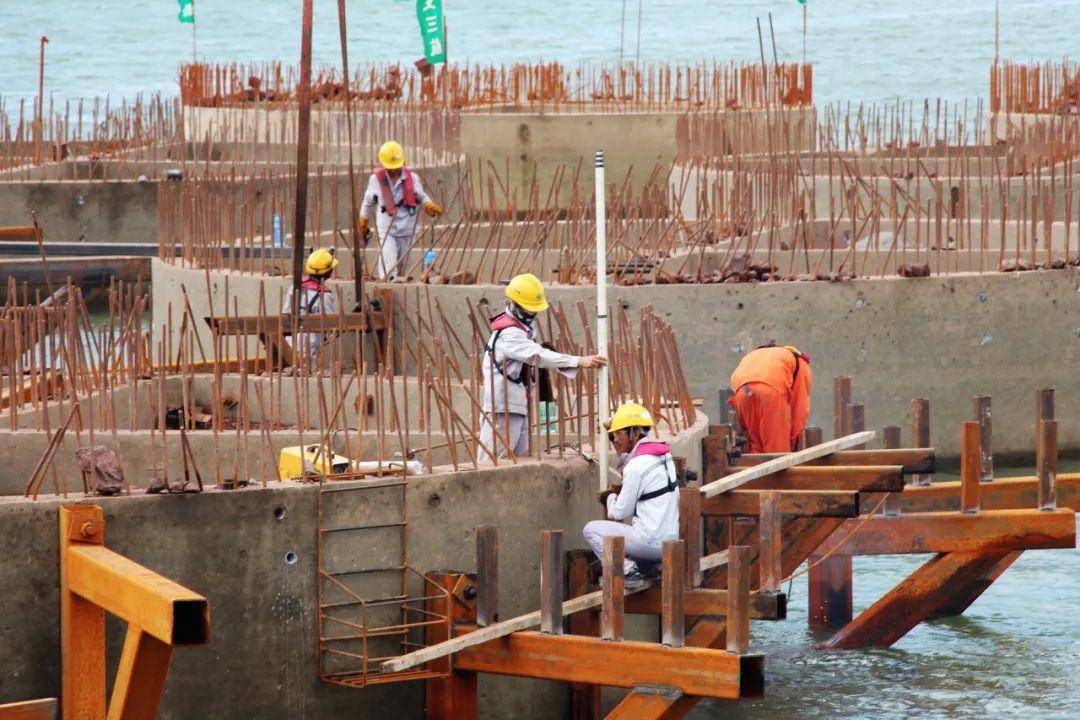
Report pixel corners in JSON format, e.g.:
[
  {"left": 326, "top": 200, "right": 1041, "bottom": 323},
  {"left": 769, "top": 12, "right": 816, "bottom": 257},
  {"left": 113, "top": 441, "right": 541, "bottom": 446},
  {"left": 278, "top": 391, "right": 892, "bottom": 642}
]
[
  {"left": 729, "top": 343, "right": 812, "bottom": 453},
  {"left": 583, "top": 403, "right": 680, "bottom": 581},
  {"left": 282, "top": 247, "right": 337, "bottom": 365},
  {"left": 479, "top": 273, "right": 605, "bottom": 461}
]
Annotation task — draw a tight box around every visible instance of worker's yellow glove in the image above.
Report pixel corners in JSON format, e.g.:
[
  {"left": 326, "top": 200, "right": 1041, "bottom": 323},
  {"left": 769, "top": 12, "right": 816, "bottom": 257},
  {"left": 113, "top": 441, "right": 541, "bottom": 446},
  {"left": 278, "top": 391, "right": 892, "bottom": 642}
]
[
  {"left": 423, "top": 200, "right": 443, "bottom": 218},
  {"left": 358, "top": 216, "right": 369, "bottom": 237}
]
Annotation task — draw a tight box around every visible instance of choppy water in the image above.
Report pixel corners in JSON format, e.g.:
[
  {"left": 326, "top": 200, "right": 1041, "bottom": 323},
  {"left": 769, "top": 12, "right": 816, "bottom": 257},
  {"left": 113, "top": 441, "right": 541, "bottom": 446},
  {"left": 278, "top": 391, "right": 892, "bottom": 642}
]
[
  {"left": 1, "top": 1, "right": 1077, "bottom": 108},
  {"left": 695, "top": 462, "right": 1080, "bottom": 720}
]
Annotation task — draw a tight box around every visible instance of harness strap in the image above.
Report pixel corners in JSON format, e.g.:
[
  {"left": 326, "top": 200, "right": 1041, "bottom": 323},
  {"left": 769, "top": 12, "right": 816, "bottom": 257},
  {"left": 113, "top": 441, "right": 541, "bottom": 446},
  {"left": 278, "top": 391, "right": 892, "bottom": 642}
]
[
  {"left": 636, "top": 455, "right": 678, "bottom": 502},
  {"left": 485, "top": 329, "right": 529, "bottom": 386}
]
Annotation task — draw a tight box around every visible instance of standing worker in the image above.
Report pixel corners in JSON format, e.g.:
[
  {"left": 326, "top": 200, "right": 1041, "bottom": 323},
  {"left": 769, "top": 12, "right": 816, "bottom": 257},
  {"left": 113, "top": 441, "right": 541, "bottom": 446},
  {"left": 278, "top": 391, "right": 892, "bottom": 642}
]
[
  {"left": 359, "top": 140, "right": 443, "bottom": 280},
  {"left": 729, "top": 343, "right": 812, "bottom": 453},
  {"left": 583, "top": 403, "right": 680, "bottom": 581},
  {"left": 479, "top": 273, "right": 605, "bottom": 462},
  {"left": 282, "top": 247, "right": 338, "bottom": 366}
]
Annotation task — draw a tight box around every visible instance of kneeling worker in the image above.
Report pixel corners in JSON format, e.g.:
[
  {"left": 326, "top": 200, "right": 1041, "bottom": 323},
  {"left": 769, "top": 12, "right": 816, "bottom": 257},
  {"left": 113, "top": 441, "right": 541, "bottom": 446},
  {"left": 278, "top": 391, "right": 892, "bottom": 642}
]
[
  {"left": 583, "top": 403, "right": 680, "bottom": 581},
  {"left": 479, "top": 273, "right": 605, "bottom": 461},
  {"left": 359, "top": 140, "right": 443, "bottom": 280},
  {"left": 729, "top": 343, "right": 812, "bottom": 453}
]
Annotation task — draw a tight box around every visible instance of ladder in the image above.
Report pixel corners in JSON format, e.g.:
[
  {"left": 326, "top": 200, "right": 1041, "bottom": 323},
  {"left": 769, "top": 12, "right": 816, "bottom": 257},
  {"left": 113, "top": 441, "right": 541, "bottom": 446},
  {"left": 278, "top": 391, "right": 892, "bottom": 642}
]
[{"left": 316, "top": 474, "right": 451, "bottom": 687}]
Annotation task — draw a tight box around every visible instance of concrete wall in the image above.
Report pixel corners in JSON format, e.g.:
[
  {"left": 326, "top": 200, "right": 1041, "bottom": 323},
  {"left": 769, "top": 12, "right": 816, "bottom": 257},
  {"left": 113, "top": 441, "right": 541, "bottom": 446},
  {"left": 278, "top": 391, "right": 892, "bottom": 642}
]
[
  {"left": 384, "top": 268, "right": 1080, "bottom": 459},
  {"left": 459, "top": 108, "right": 816, "bottom": 208},
  {"left": 0, "top": 458, "right": 609, "bottom": 718}
]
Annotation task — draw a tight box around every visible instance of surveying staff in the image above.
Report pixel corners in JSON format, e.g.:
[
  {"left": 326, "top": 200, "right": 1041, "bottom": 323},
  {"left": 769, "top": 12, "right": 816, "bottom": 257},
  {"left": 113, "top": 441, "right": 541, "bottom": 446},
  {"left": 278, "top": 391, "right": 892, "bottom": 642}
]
[
  {"left": 583, "top": 403, "right": 680, "bottom": 581},
  {"left": 478, "top": 273, "right": 605, "bottom": 462},
  {"left": 729, "top": 344, "right": 812, "bottom": 453},
  {"left": 359, "top": 140, "right": 443, "bottom": 280},
  {"left": 282, "top": 247, "right": 338, "bottom": 363}
]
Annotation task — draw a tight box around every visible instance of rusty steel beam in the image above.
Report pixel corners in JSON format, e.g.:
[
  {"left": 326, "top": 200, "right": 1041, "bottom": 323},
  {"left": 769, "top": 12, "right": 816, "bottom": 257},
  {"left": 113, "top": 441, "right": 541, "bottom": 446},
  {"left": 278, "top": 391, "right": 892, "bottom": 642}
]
[
  {"left": 740, "top": 465, "right": 904, "bottom": 492},
  {"left": 454, "top": 631, "right": 762, "bottom": 700},
  {"left": 703, "top": 489, "right": 860, "bottom": 517},
  {"left": 869, "top": 473, "right": 1080, "bottom": 514},
  {"left": 815, "top": 509, "right": 1077, "bottom": 557},
  {"left": 738, "top": 448, "right": 935, "bottom": 475},
  {"left": 0, "top": 698, "right": 56, "bottom": 719},
  {"left": 822, "top": 550, "right": 1011, "bottom": 649},
  {"left": 107, "top": 626, "right": 173, "bottom": 720},
  {"left": 625, "top": 587, "right": 786, "bottom": 620}
]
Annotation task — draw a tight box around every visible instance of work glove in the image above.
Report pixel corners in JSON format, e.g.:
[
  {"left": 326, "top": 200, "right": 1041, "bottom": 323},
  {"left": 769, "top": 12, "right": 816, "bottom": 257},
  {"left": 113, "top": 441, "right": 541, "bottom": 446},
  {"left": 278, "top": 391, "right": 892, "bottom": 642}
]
[
  {"left": 597, "top": 489, "right": 615, "bottom": 507},
  {"left": 423, "top": 200, "right": 443, "bottom": 218},
  {"left": 358, "top": 216, "right": 370, "bottom": 240}
]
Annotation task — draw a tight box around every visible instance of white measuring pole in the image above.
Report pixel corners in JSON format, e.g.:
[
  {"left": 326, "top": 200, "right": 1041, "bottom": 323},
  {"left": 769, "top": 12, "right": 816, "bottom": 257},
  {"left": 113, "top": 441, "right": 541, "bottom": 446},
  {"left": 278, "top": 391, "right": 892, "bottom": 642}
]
[{"left": 594, "top": 149, "right": 609, "bottom": 492}]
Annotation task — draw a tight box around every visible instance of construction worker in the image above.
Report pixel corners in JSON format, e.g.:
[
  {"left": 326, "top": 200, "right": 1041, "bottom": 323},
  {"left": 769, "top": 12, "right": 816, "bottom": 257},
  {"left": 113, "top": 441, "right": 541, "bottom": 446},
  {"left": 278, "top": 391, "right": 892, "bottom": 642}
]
[
  {"left": 583, "top": 403, "right": 680, "bottom": 581},
  {"left": 479, "top": 273, "right": 605, "bottom": 462},
  {"left": 729, "top": 343, "right": 812, "bottom": 453},
  {"left": 359, "top": 140, "right": 443, "bottom": 280},
  {"left": 282, "top": 247, "right": 337, "bottom": 364}
]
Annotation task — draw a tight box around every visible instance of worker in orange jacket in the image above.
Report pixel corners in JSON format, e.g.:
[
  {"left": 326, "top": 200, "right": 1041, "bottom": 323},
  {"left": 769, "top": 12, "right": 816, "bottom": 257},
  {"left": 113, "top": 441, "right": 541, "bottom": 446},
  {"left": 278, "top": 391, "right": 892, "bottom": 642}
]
[{"left": 729, "top": 344, "right": 812, "bottom": 453}]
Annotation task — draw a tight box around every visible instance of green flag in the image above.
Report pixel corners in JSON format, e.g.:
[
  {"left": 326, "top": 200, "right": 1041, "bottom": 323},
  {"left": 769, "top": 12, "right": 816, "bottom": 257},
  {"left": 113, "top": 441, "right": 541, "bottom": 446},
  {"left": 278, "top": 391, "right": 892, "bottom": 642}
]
[
  {"left": 178, "top": 0, "right": 195, "bottom": 24},
  {"left": 415, "top": 0, "right": 446, "bottom": 65}
]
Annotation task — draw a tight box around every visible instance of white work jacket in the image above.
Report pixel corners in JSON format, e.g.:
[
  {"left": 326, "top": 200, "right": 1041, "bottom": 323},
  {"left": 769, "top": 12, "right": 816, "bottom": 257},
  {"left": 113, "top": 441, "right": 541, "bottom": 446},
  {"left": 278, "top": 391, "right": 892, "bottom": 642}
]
[
  {"left": 281, "top": 283, "right": 335, "bottom": 360},
  {"left": 481, "top": 317, "right": 578, "bottom": 416},
  {"left": 360, "top": 170, "right": 431, "bottom": 242},
  {"left": 605, "top": 438, "right": 681, "bottom": 546}
]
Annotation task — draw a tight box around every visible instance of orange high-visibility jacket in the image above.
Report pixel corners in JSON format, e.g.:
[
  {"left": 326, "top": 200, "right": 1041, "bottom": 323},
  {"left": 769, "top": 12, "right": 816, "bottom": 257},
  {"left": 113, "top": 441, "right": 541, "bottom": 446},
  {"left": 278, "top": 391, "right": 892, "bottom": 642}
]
[{"left": 730, "top": 346, "right": 812, "bottom": 449}]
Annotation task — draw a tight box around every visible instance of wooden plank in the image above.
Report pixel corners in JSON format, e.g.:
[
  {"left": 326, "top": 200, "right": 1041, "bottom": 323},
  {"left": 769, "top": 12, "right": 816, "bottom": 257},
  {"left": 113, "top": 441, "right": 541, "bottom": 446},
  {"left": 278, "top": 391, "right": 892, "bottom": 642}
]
[
  {"left": 699, "top": 431, "right": 876, "bottom": 498},
  {"left": 0, "top": 699, "right": 57, "bottom": 720},
  {"left": 454, "top": 632, "right": 761, "bottom": 700},
  {"left": 823, "top": 550, "right": 1010, "bottom": 649},
  {"left": 737, "top": 448, "right": 934, "bottom": 475},
  {"left": 815, "top": 508, "right": 1077, "bottom": 556},
  {"left": 60, "top": 505, "right": 106, "bottom": 720},
  {"left": 382, "top": 547, "right": 731, "bottom": 673},
  {"left": 106, "top": 626, "right": 173, "bottom": 720},
  {"left": 661, "top": 541, "right": 685, "bottom": 647},
  {"left": 625, "top": 587, "right": 786, "bottom": 620},
  {"left": 206, "top": 312, "right": 384, "bottom": 335},
  {"left": 703, "top": 489, "right": 860, "bottom": 517}
]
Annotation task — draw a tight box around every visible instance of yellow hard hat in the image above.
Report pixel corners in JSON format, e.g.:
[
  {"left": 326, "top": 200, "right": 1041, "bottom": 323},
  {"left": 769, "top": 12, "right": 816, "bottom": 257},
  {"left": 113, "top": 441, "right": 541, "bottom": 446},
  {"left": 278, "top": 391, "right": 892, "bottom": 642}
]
[
  {"left": 505, "top": 273, "right": 549, "bottom": 313},
  {"left": 606, "top": 403, "right": 656, "bottom": 433},
  {"left": 378, "top": 140, "right": 405, "bottom": 170},
  {"left": 305, "top": 248, "right": 338, "bottom": 276}
]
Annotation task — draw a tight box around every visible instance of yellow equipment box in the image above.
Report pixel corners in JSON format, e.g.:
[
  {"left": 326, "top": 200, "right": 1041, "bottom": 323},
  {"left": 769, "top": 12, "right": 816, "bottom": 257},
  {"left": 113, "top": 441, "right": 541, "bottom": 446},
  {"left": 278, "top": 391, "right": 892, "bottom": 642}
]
[{"left": 278, "top": 445, "right": 351, "bottom": 480}]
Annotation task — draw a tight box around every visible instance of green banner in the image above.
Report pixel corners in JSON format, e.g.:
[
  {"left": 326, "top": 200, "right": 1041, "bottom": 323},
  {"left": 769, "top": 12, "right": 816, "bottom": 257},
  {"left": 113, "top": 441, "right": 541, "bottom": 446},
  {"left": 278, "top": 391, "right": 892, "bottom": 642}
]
[
  {"left": 178, "top": 0, "right": 195, "bottom": 24},
  {"left": 415, "top": 0, "right": 446, "bottom": 64}
]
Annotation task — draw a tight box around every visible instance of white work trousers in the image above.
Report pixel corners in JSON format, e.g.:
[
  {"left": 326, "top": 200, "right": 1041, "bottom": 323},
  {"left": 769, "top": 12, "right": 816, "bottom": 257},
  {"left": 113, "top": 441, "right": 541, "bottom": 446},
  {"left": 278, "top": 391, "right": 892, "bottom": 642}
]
[
  {"left": 583, "top": 520, "right": 663, "bottom": 575},
  {"left": 377, "top": 233, "right": 412, "bottom": 280},
  {"left": 477, "top": 413, "right": 529, "bottom": 463}
]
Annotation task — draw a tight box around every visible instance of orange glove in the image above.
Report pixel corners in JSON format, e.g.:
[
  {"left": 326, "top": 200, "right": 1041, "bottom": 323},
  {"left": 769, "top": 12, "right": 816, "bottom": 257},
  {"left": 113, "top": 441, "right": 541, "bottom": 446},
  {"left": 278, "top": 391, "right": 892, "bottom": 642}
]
[
  {"left": 423, "top": 200, "right": 443, "bottom": 217},
  {"left": 358, "top": 215, "right": 369, "bottom": 238}
]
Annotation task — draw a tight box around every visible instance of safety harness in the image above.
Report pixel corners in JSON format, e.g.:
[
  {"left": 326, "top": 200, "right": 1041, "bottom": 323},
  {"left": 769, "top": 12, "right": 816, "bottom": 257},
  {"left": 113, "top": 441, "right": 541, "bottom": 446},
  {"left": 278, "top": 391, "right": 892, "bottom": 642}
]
[
  {"left": 627, "top": 442, "right": 678, "bottom": 503},
  {"left": 300, "top": 278, "right": 330, "bottom": 315},
  {"left": 485, "top": 312, "right": 532, "bottom": 386},
  {"left": 374, "top": 167, "right": 417, "bottom": 216}
]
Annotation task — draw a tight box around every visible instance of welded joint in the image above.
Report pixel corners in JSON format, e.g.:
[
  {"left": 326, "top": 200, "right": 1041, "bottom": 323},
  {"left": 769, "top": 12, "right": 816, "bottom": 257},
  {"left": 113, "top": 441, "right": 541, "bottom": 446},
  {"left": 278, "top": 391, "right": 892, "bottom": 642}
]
[{"left": 631, "top": 684, "right": 682, "bottom": 702}]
